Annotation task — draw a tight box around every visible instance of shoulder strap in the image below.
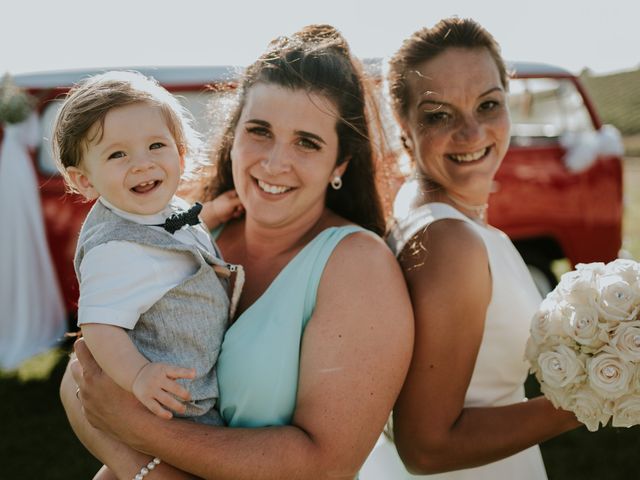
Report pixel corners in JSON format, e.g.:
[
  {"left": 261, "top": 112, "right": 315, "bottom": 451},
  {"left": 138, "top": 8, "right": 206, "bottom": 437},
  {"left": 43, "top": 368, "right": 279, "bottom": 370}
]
[
  {"left": 302, "top": 226, "right": 366, "bottom": 327},
  {"left": 387, "top": 202, "right": 473, "bottom": 256}
]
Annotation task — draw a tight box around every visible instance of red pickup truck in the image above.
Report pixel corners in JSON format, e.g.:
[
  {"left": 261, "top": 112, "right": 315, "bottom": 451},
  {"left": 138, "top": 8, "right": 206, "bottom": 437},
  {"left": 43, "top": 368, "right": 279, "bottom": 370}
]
[
  {"left": 5, "top": 61, "right": 623, "bottom": 315},
  {"left": 491, "top": 62, "right": 623, "bottom": 292}
]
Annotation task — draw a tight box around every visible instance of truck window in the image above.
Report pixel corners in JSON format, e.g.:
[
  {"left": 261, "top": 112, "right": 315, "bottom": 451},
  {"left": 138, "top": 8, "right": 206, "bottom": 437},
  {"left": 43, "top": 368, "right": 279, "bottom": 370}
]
[{"left": 509, "top": 78, "right": 593, "bottom": 146}]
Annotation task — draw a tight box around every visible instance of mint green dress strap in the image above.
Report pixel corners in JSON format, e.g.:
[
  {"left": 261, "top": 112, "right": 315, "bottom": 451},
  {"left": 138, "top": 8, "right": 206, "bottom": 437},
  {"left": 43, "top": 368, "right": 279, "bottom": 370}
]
[
  {"left": 216, "top": 225, "right": 365, "bottom": 427},
  {"left": 209, "top": 224, "right": 224, "bottom": 240}
]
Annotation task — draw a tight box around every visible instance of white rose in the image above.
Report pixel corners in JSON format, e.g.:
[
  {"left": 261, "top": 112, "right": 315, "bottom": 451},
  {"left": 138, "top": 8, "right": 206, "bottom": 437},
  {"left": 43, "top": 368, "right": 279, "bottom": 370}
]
[
  {"left": 611, "top": 393, "right": 640, "bottom": 428},
  {"left": 610, "top": 321, "right": 640, "bottom": 362},
  {"left": 559, "top": 302, "right": 605, "bottom": 348},
  {"left": 538, "top": 344, "right": 585, "bottom": 389},
  {"left": 604, "top": 259, "right": 640, "bottom": 285},
  {"left": 558, "top": 267, "right": 599, "bottom": 306},
  {"left": 530, "top": 309, "right": 550, "bottom": 345},
  {"left": 587, "top": 352, "right": 633, "bottom": 399},
  {"left": 629, "top": 363, "right": 640, "bottom": 393},
  {"left": 530, "top": 297, "right": 562, "bottom": 344},
  {"left": 569, "top": 386, "right": 611, "bottom": 432},
  {"left": 596, "top": 274, "right": 640, "bottom": 322},
  {"left": 540, "top": 383, "right": 572, "bottom": 410},
  {"left": 525, "top": 337, "right": 540, "bottom": 368},
  {"left": 576, "top": 262, "right": 606, "bottom": 275}
]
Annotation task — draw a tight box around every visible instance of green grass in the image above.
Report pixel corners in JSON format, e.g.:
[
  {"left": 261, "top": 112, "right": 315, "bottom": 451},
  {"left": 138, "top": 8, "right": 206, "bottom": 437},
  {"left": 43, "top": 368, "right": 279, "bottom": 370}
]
[
  {"left": 581, "top": 68, "right": 640, "bottom": 137},
  {"left": 623, "top": 135, "right": 640, "bottom": 158},
  {"left": 0, "top": 344, "right": 101, "bottom": 478},
  {"left": 622, "top": 157, "right": 640, "bottom": 259},
  {"left": 525, "top": 375, "right": 640, "bottom": 480},
  {"left": 2, "top": 346, "right": 639, "bottom": 479},
  {"left": 1, "top": 158, "right": 639, "bottom": 478}
]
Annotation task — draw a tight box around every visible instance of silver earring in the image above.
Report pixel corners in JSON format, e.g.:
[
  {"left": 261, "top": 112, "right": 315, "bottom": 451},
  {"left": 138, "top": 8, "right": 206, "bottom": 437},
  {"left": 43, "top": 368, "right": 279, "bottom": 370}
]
[{"left": 330, "top": 176, "right": 343, "bottom": 190}]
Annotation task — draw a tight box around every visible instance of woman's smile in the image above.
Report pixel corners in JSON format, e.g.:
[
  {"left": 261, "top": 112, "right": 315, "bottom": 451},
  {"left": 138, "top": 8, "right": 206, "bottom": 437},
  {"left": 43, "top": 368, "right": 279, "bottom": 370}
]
[
  {"left": 405, "top": 47, "right": 511, "bottom": 202},
  {"left": 447, "top": 145, "right": 492, "bottom": 164},
  {"left": 255, "top": 178, "right": 294, "bottom": 195},
  {"left": 231, "top": 83, "right": 344, "bottom": 229}
]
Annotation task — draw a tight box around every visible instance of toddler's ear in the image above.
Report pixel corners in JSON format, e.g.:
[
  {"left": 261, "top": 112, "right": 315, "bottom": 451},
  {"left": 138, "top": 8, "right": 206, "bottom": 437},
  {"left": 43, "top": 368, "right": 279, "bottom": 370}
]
[
  {"left": 178, "top": 144, "right": 186, "bottom": 173},
  {"left": 66, "top": 167, "right": 99, "bottom": 200}
]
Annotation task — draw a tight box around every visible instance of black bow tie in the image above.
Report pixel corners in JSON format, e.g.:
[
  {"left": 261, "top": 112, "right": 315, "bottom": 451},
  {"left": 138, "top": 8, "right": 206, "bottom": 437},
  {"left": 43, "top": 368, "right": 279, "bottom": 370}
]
[{"left": 154, "top": 202, "right": 203, "bottom": 234}]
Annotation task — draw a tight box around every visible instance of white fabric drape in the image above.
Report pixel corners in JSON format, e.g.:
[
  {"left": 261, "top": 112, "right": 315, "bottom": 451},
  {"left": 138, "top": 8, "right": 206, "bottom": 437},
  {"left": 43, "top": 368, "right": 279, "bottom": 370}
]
[
  {"left": 0, "top": 113, "right": 66, "bottom": 370},
  {"left": 561, "top": 124, "right": 625, "bottom": 173}
]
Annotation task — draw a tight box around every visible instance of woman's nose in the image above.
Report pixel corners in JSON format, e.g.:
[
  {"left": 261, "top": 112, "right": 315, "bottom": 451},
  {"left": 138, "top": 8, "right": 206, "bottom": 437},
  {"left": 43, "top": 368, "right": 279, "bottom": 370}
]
[
  {"left": 261, "top": 143, "right": 291, "bottom": 175},
  {"left": 453, "top": 115, "right": 482, "bottom": 144}
]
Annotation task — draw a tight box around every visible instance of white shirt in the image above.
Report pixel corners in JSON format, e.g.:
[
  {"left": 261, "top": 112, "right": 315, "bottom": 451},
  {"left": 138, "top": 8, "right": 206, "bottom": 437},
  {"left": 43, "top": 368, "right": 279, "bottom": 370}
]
[{"left": 77, "top": 197, "right": 218, "bottom": 330}]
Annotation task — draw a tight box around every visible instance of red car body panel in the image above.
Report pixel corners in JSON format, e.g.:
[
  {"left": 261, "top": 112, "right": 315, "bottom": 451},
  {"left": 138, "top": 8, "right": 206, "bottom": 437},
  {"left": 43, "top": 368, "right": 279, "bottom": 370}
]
[
  {"left": 491, "top": 146, "right": 623, "bottom": 264},
  {"left": 490, "top": 65, "right": 623, "bottom": 269}
]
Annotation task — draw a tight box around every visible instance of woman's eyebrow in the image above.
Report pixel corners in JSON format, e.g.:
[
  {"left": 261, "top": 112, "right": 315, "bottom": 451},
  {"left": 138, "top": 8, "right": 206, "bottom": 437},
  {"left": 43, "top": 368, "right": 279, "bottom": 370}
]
[
  {"left": 417, "top": 85, "right": 504, "bottom": 109},
  {"left": 479, "top": 86, "right": 504, "bottom": 97},
  {"left": 245, "top": 119, "right": 326, "bottom": 145},
  {"left": 245, "top": 119, "right": 270, "bottom": 127},
  {"left": 417, "top": 98, "right": 448, "bottom": 111},
  {"left": 295, "top": 130, "right": 326, "bottom": 145}
]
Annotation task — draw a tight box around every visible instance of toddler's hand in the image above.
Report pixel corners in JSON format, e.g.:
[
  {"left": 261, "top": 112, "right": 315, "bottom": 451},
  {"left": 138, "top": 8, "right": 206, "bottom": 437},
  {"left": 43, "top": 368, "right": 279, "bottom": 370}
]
[
  {"left": 200, "top": 190, "right": 244, "bottom": 229},
  {"left": 131, "top": 362, "right": 196, "bottom": 419}
]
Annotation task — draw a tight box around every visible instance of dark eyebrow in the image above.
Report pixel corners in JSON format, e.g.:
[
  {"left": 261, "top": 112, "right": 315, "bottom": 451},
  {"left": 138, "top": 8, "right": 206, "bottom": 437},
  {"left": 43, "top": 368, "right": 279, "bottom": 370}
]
[
  {"left": 417, "top": 86, "right": 504, "bottom": 109},
  {"left": 245, "top": 119, "right": 326, "bottom": 145},
  {"left": 295, "top": 130, "right": 326, "bottom": 145},
  {"left": 479, "top": 86, "right": 504, "bottom": 97},
  {"left": 417, "top": 99, "right": 447, "bottom": 109},
  {"left": 246, "top": 119, "right": 270, "bottom": 127}
]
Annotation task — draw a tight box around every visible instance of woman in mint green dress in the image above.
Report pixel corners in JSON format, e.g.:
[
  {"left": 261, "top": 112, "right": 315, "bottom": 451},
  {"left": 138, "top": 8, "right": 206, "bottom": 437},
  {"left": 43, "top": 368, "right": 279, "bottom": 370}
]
[{"left": 60, "top": 24, "right": 414, "bottom": 479}]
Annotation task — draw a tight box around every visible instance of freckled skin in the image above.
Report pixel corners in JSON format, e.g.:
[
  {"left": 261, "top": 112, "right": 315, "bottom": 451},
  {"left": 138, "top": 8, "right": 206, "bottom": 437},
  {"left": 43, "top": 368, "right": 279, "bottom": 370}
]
[{"left": 402, "top": 48, "right": 511, "bottom": 206}]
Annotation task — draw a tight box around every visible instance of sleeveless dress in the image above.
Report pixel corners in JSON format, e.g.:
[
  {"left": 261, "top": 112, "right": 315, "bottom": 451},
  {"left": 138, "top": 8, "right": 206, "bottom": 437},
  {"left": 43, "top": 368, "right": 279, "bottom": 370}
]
[
  {"left": 360, "top": 203, "right": 548, "bottom": 480},
  {"left": 216, "top": 225, "right": 364, "bottom": 428}
]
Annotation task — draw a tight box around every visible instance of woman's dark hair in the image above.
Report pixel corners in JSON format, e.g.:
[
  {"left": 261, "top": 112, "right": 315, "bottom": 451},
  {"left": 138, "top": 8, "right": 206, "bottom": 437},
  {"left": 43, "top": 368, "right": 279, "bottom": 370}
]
[
  {"left": 204, "top": 24, "right": 385, "bottom": 235},
  {"left": 388, "top": 17, "right": 509, "bottom": 124}
]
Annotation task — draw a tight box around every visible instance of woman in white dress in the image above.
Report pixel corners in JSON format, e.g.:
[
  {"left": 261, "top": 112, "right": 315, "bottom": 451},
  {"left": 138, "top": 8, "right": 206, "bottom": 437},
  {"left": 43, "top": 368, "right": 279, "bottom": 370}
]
[{"left": 361, "top": 17, "right": 581, "bottom": 479}]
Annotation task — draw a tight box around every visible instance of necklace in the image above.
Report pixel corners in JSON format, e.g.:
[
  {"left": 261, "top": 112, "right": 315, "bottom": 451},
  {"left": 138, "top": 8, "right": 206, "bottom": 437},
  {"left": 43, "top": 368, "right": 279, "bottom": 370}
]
[{"left": 445, "top": 192, "right": 488, "bottom": 221}]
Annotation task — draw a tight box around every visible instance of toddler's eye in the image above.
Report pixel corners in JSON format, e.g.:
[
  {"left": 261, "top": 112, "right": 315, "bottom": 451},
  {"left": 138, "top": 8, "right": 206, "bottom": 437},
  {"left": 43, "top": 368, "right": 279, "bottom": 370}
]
[
  {"left": 150, "top": 142, "right": 165, "bottom": 150},
  {"left": 108, "top": 151, "right": 126, "bottom": 160}
]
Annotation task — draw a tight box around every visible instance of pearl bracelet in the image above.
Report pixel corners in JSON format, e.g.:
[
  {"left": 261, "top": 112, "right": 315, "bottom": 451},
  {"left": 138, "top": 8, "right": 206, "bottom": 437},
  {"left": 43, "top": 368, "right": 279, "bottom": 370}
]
[{"left": 133, "top": 457, "right": 161, "bottom": 480}]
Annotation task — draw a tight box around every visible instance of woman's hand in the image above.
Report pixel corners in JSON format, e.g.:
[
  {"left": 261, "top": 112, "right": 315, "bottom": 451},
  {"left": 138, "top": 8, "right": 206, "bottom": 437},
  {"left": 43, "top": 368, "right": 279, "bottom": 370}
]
[
  {"left": 65, "top": 339, "right": 203, "bottom": 478},
  {"left": 71, "top": 338, "right": 147, "bottom": 437}
]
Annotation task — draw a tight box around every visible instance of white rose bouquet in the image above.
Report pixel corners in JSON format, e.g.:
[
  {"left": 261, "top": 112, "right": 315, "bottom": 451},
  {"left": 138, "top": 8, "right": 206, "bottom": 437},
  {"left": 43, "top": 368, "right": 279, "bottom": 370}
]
[{"left": 526, "top": 259, "right": 640, "bottom": 431}]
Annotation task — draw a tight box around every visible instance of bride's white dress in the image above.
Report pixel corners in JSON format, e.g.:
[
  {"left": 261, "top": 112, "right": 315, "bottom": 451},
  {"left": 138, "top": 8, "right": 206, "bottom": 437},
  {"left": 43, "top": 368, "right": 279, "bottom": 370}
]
[{"left": 360, "top": 202, "right": 548, "bottom": 480}]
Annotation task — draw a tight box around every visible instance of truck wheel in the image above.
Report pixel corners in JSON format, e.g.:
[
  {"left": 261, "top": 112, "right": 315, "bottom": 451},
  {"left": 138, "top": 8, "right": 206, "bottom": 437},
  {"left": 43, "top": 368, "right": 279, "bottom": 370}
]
[{"left": 521, "top": 252, "right": 558, "bottom": 297}]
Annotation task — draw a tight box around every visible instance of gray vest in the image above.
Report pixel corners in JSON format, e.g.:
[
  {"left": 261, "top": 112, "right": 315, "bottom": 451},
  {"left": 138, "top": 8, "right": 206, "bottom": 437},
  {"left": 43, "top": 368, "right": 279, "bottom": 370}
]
[{"left": 74, "top": 201, "right": 228, "bottom": 425}]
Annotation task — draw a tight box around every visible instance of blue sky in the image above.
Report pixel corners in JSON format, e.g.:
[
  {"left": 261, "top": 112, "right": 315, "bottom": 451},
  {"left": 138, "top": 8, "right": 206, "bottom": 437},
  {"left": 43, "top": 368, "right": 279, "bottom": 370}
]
[{"left": 2, "top": 0, "right": 637, "bottom": 76}]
